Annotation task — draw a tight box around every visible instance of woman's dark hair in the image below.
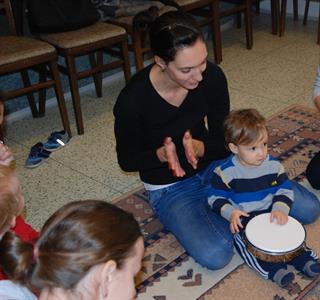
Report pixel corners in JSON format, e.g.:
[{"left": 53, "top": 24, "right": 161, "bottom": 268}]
[
  {"left": 149, "top": 10, "right": 204, "bottom": 62},
  {"left": 0, "top": 200, "right": 142, "bottom": 290}
]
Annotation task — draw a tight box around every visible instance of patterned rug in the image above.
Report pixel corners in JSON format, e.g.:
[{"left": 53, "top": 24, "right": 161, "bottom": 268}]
[{"left": 112, "top": 104, "right": 320, "bottom": 300}]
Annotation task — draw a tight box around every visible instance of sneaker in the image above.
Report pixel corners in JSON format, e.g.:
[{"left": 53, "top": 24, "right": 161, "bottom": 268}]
[
  {"left": 273, "top": 268, "right": 295, "bottom": 288},
  {"left": 25, "top": 143, "right": 51, "bottom": 168},
  {"left": 302, "top": 261, "right": 320, "bottom": 277},
  {"left": 43, "top": 130, "right": 70, "bottom": 152}
]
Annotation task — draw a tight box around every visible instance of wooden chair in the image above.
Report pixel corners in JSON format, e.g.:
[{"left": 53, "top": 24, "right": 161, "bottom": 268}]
[
  {"left": 275, "top": 0, "right": 299, "bottom": 36},
  {"left": 0, "top": 0, "right": 72, "bottom": 137},
  {"left": 32, "top": 18, "right": 132, "bottom": 135},
  {"left": 303, "top": 0, "right": 320, "bottom": 44},
  {"left": 109, "top": 0, "right": 223, "bottom": 70},
  {"left": 108, "top": 5, "right": 176, "bottom": 71},
  {"left": 219, "top": 0, "right": 253, "bottom": 49},
  {"left": 176, "top": 0, "right": 223, "bottom": 63}
]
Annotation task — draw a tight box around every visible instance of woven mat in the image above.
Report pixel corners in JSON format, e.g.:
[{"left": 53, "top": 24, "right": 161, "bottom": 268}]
[{"left": 113, "top": 104, "right": 320, "bottom": 300}]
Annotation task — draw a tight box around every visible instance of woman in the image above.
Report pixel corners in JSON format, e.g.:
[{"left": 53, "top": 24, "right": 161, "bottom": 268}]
[
  {"left": 114, "top": 11, "right": 320, "bottom": 270},
  {"left": 306, "top": 65, "right": 320, "bottom": 189},
  {"left": 0, "top": 200, "right": 144, "bottom": 300}
]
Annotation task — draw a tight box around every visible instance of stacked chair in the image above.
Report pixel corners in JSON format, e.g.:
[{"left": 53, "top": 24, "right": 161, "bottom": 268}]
[{"left": 0, "top": 0, "right": 71, "bottom": 137}]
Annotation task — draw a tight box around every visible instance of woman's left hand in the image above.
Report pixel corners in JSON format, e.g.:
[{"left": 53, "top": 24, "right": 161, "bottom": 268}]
[{"left": 182, "top": 130, "right": 204, "bottom": 169}]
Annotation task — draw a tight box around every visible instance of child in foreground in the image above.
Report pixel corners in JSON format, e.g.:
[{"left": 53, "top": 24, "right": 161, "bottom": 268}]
[
  {"left": 0, "top": 156, "right": 38, "bottom": 280},
  {"left": 208, "top": 109, "right": 320, "bottom": 288}
]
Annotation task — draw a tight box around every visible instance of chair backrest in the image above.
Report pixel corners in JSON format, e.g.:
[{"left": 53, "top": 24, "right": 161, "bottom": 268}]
[{"left": 0, "top": 0, "right": 18, "bottom": 35}]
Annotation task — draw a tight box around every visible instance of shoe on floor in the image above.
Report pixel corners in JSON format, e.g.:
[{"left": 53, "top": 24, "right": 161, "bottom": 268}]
[
  {"left": 273, "top": 268, "right": 295, "bottom": 288},
  {"left": 43, "top": 130, "right": 70, "bottom": 152},
  {"left": 25, "top": 142, "right": 51, "bottom": 168},
  {"left": 302, "top": 260, "right": 320, "bottom": 277}
]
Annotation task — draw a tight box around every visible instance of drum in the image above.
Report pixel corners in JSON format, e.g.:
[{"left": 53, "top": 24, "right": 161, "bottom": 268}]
[{"left": 244, "top": 213, "right": 306, "bottom": 263}]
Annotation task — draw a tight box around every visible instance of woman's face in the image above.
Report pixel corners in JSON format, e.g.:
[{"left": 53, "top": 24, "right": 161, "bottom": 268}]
[
  {"left": 106, "top": 237, "right": 145, "bottom": 300},
  {"left": 165, "top": 38, "right": 208, "bottom": 90}
]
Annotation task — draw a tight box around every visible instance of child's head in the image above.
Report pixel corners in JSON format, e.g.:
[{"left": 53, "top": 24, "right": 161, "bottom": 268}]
[
  {"left": 0, "top": 165, "right": 24, "bottom": 237},
  {"left": 0, "top": 200, "right": 143, "bottom": 300},
  {"left": 224, "top": 109, "right": 268, "bottom": 167}
]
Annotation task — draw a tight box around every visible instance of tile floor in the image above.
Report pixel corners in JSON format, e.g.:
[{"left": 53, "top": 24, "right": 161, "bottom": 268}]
[{"left": 4, "top": 13, "right": 320, "bottom": 229}]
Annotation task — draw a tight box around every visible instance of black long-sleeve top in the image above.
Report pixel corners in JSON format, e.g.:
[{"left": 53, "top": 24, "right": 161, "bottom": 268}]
[{"left": 114, "top": 61, "right": 230, "bottom": 184}]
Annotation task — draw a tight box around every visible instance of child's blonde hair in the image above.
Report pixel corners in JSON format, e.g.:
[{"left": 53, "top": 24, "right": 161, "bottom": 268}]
[
  {"left": 0, "top": 165, "right": 19, "bottom": 234},
  {"left": 224, "top": 108, "right": 267, "bottom": 147}
]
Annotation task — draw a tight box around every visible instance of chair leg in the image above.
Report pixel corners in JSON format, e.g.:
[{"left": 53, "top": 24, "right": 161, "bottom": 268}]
[
  {"left": 279, "top": 0, "right": 287, "bottom": 37},
  {"left": 236, "top": 12, "right": 242, "bottom": 28},
  {"left": 270, "top": 0, "right": 279, "bottom": 35},
  {"left": 293, "top": 0, "right": 298, "bottom": 21},
  {"left": 121, "top": 39, "right": 131, "bottom": 83},
  {"left": 303, "top": 0, "right": 310, "bottom": 25},
  {"left": 66, "top": 55, "right": 84, "bottom": 135},
  {"left": 132, "top": 29, "right": 145, "bottom": 71},
  {"left": 89, "top": 52, "right": 103, "bottom": 98},
  {"left": 211, "top": 0, "right": 222, "bottom": 64},
  {"left": 20, "top": 70, "right": 39, "bottom": 118},
  {"left": 49, "top": 60, "right": 72, "bottom": 138},
  {"left": 38, "top": 64, "right": 47, "bottom": 117},
  {"left": 244, "top": 0, "right": 253, "bottom": 49},
  {"left": 0, "top": 101, "right": 4, "bottom": 141},
  {"left": 317, "top": 4, "right": 320, "bottom": 44},
  {"left": 255, "top": 0, "right": 260, "bottom": 15}
]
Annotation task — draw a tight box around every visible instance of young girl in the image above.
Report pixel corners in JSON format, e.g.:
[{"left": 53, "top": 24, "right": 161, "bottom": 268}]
[
  {"left": 0, "top": 200, "right": 144, "bottom": 300},
  {"left": 0, "top": 164, "right": 38, "bottom": 280}
]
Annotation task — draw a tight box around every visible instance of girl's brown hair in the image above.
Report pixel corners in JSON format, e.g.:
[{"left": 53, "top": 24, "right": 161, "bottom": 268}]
[
  {"left": 224, "top": 108, "right": 267, "bottom": 147},
  {"left": 0, "top": 200, "right": 142, "bottom": 290}
]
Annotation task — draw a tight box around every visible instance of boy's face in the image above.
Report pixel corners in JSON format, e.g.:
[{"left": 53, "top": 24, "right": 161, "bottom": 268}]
[{"left": 229, "top": 130, "right": 268, "bottom": 167}]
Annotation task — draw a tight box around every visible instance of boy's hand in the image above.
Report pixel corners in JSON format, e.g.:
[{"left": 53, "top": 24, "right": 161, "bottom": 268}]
[
  {"left": 230, "top": 210, "right": 250, "bottom": 233},
  {"left": 270, "top": 211, "right": 288, "bottom": 225}
]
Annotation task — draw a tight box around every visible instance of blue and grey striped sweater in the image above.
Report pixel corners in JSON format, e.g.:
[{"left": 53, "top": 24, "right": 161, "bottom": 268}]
[{"left": 208, "top": 154, "right": 293, "bottom": 221}]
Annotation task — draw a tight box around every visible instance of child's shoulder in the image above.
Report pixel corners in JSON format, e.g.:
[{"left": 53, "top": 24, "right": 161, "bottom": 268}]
[
  {"left": 12, "top": 216, "right": 39, "bottom": 243},
  {"left": 214, "top": 155, "right": 235, "bottom": 173}
]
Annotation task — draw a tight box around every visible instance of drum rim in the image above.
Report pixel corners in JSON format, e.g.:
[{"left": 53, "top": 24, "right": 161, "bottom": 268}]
[
  {"left": 244, "top": 234, "right": 306, "bottom": 256},
  {"left": 244, "top": 214, "right": 306, "bottom": 253}
]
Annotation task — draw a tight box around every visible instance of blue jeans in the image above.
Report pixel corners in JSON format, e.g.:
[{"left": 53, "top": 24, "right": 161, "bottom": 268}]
[{"left": 147, "top": 161, "right": 320, "bottom": 270}]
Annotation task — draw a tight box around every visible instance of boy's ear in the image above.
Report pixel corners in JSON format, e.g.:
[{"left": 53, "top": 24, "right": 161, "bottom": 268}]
[
  {"left": 100, "top": 260, "right": 117, "bottom": 299},
  {"left": 228, "top": 143, "right": 238, "bottom": 155}
]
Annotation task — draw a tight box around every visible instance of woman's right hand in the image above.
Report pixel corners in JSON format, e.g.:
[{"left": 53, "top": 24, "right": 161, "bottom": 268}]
[{"left": 157, "top": 137, "right": 186, "bottom": 177}]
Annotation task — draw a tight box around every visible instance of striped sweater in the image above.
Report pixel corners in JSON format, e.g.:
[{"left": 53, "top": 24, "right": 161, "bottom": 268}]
[{"left": 208, "top": 154, "right": 293, "bottom": 221}]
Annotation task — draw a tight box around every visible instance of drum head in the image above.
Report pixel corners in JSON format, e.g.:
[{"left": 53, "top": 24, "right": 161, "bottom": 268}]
[{"left": 245, "top": 213, "right": 305, "bottom": 253}]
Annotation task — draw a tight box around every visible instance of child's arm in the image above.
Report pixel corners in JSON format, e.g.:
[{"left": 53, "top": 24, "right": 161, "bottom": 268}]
[
  {"left": 271, "top": 159, "right": 294, "bottom": 212},
  {"left": 208, "top": 166, "right": 249, "bottom": 232},
  {"left": 230, "top": 210, "right": 249, "bottom": 233},
  {"left": 270, "top": 157, "right": 294, "bottom": 224}
]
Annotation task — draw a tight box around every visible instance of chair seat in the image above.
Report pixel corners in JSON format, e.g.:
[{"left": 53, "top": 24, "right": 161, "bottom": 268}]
[
  {"left": 40, "top": 22, "right": 127, "bottom": 49},
  {"left": 0, "top": 36, "right": 55, "bottom": 67},
  {"left": 112, "top": 5, "right": 176, "bottom": 27},
  {"left": 176, "top": 0, "right": 205, "bottom": 6}
]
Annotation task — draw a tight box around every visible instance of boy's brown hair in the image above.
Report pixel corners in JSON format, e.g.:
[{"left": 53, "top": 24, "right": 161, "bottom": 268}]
[{"left": 224, "top": 108, "right": 267, "bottom": 147}]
